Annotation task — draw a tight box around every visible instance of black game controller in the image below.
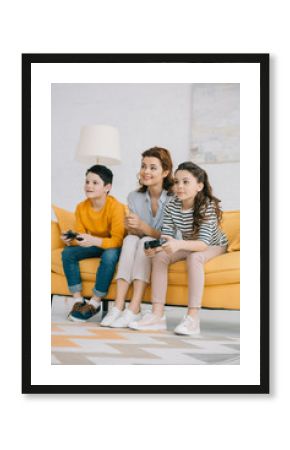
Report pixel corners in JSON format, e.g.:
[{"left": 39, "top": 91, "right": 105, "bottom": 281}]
[
  {"left": 63, "top": 230, "right": 84, "bottom": 241},
  {"left": 144, "top": 238, "right": 167, "bottom": 250}
]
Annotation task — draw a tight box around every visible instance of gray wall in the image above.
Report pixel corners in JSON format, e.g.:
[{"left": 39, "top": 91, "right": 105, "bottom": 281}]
[{"left": 51, "top": 83, "right": 239, "bottom": 214}]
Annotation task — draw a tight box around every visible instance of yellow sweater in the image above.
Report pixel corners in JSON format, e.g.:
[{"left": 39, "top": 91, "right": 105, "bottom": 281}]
[{"left": 75, "top": 196, "right": 125, "bottom": 249}]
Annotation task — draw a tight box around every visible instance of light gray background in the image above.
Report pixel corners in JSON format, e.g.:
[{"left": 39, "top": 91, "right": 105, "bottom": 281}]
[
  {"left": 52, "top": 83, "right": 240, "bottom": 213},
  {"left": 191, "top": 83, "right": 240, "bottom": 163}
]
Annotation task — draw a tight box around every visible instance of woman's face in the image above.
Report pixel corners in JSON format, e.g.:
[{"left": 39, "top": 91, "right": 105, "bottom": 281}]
[
  {"left": 139, "top": 156, "right": 168, "bottom": 188},
  {"left": 174, "top": 170, "right": 203, "bottom": 203}
]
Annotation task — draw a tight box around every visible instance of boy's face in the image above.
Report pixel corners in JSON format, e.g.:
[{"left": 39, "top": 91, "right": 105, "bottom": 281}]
[{"left": 84, "top": 172, "right": 111, "bottom": 200}]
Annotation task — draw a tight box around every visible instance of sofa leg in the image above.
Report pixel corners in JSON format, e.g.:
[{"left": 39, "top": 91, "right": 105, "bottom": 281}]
[
  {"left": 102, "top": 299, "right": 109, "bottom": 319},
  {"left": 51, "top": 294, "right": 53, "bottom": 306}
]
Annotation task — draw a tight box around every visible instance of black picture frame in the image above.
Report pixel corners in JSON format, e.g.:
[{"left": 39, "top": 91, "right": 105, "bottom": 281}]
[{"left": 22, "top": 53, "right": 269, "bottom": 394}]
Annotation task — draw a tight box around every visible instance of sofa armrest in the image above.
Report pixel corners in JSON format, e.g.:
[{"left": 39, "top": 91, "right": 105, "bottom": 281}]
[{"left": 51, "top": 220, "right": 64, "bottom": 250}]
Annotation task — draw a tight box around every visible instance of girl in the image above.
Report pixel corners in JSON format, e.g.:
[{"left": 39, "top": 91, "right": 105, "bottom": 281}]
[
  {"left": 129, "top": 161, "right": 228, "bottom": 335},
  {"left": 100, "top": 146, "right": 174, "bottom": 328}
]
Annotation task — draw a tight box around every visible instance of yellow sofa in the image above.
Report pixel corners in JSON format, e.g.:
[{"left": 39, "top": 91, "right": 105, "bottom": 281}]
[{"left": 51, "top": 208, "right": 240, "bottom": 310}]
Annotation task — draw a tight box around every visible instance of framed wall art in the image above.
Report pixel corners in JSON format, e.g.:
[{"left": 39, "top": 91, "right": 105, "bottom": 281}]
[{"left": 22, "top": 53, "right": 269, "bottom": 394}]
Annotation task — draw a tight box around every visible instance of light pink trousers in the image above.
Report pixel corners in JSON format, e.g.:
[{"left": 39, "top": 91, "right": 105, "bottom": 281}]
[
  {"left": 115, "top": 234, "right": 154, "bottom": 284},
  {"left": 151, "top": 245, "right": 227, "bottom": 308}
]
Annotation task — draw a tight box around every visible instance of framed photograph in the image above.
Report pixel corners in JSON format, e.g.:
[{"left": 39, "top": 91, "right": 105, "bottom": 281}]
[{"left": 22, "top": 53, "right": 269, "bottom": 394}]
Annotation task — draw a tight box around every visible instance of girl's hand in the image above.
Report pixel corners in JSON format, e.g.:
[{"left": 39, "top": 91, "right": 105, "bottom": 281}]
[
  {"left": 77, "top": 234, "right": 100, "bottom": 247},
  {"left": 144, "top": 240, "right": 166, "bottom": 257},
  {"left": 144, "top": 247, "right": 158, "bottom": 257},
  {"left": 160, "top": 235, "right": 181, "bottom": 255}
]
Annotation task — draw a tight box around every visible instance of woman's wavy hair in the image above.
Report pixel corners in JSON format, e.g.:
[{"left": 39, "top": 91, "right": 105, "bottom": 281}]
[
  {"left": 138, "top": 146, "right": 174, "bottom": 194},
  {"left": 175, "top": 161, "right": 223, "bottom": 236}
]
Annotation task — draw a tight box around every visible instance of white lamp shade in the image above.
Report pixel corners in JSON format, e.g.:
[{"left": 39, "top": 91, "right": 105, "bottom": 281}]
[{"left": 76, "top": 125, "right": 121, "bottom": 165}]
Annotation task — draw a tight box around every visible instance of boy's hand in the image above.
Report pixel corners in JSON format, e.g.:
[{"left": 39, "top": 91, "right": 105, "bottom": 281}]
[
  {"left": 77, "top": 234, "right": 101, "bottom": 247},
  {"left": 61, "top": 233, "right": 72, "bottom": 246}
]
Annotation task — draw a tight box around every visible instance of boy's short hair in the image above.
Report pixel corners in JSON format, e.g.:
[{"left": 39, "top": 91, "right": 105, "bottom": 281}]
[{"left": 86, "top": 165, "right": 113, "bottom": 186}]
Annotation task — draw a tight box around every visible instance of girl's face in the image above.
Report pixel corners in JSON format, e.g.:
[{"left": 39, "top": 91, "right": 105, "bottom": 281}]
[
  {"left": 139, "top": 156, "right": 168, "bottom": 188},
  {"left": 84, "top": 172, "right": 110, "bottom": 200},
  {"left": 174, "top": 170, "right": 203, "bottom": 204}
]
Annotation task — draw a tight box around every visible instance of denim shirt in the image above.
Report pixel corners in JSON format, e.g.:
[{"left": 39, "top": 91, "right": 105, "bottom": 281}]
[{"left": 127, "top": 189, "right": 172, "bottom": 231}]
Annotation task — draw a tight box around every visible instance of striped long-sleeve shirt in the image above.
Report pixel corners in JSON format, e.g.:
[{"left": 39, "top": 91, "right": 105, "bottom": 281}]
[{"left": 161, "top": 197, "right": 228, "bottom": 247}]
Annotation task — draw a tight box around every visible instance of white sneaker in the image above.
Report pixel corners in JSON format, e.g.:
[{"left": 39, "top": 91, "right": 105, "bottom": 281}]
[
  {"left": 174, "top": 315, "right": 200, "bottom": 336},
  {"left": 100, "top": 306, "right": 122, "bottom": 327},
  {"left": 129, "top": 312, "right": 167, "bottom": 331},
  {"left": 110, "top": 308, "right": 141, "bottom": 328}
]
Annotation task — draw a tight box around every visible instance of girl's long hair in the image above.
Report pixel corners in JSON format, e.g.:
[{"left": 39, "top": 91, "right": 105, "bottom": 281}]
[
  {"left": 175, "top": 161, "right": 222, "bottom": 236},
  {"left": 138, "top": 146, "right": 174, "bottom": 194}
]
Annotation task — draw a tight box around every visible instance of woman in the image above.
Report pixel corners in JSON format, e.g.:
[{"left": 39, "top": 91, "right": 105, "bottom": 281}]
[{"left": 100, "top": 146, "right": 174, "bottom": 327}]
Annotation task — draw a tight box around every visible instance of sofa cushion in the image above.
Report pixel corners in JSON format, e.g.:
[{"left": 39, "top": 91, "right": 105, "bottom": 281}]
[
  {"left": 51, "top": 221, "right": 64, "bottom": 251},
  {"left": 52, "top": 248, "right": 240, "bottom": 287},
  {"left": 227, "top": 231, "right": 240, "bottom": 252},
  {"left": 52, "top": 205, "right": 76, "bottom": 233},
  {"left": 220, "top": 210, "right": 240, "bottom": 252}
]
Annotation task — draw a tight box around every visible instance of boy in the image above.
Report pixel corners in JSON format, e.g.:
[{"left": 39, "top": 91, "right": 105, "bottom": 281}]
[{"left": 61, "top": 164, "right": 125, "bottom": 322}]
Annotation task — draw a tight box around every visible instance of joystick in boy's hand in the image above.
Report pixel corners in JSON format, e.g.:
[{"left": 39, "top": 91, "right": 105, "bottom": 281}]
[{"left": 63, "top": 230, "right": 84, "bottom": 241}]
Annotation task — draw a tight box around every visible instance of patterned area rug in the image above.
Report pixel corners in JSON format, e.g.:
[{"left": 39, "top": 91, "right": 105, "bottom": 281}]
[{"left": 51, "top": 321, "right": 240, "bottom": 365}]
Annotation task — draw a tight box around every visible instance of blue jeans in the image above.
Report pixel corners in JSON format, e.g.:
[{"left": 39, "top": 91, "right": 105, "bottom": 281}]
[{"left": 61, "top": 246, "right": 121, "bottom": 297}]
